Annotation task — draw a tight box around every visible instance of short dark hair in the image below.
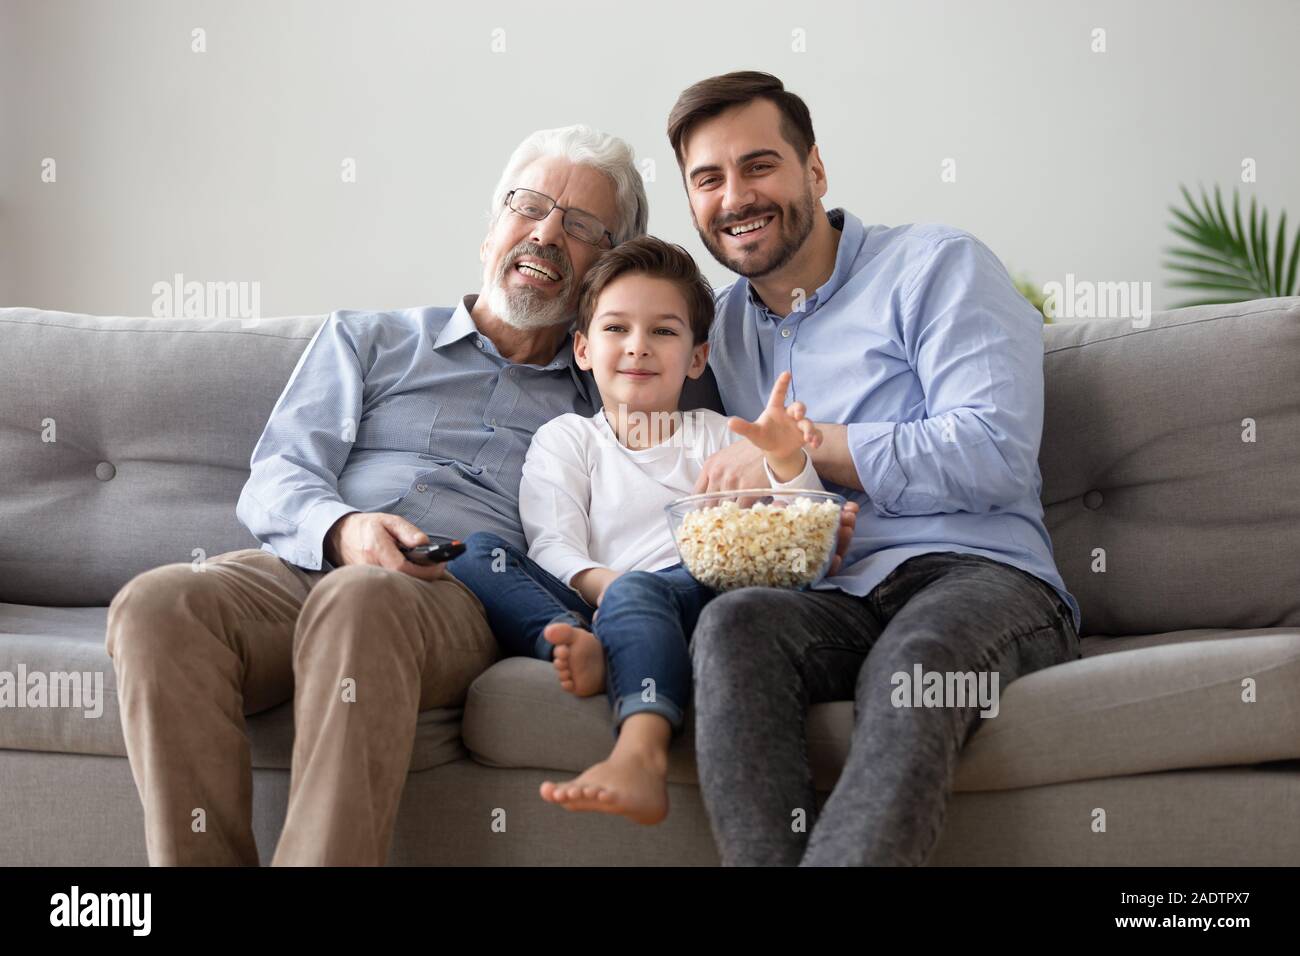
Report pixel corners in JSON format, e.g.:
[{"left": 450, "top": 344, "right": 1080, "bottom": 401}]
[
  {"left": 667, "top": 71, "right": 816, "bottom": 170},
  {"left": 575, "top": 235, "right": 715, "bottom": 344}
]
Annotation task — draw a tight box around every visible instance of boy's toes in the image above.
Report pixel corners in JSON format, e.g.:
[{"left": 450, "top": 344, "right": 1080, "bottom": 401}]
[
  {"left": 546, "top": 779, "right": 595, "bottom": 808},
  {"left": 544, "top": 621, "right": 581, "bottom": 648},
  {"left": 541, "top": 758, "right": 670, "bottom": 823},
  {"left": 544, "top": 783, "right": 574, "bottom": 806},
  {"left": 542, "top": 781, "right": 576, "bottom": 804},
  {"left": 553, "top": 784, "right": 579, "bottom": 804}
]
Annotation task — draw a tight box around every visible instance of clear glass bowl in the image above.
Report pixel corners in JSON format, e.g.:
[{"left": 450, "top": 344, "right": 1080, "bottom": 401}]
[{"left": 665, "top": 488, "right": 846, "bottom": 591}]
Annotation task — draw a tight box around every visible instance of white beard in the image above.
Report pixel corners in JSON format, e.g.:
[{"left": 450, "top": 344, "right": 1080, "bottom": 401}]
[{"left": 485, "top": 282, "right": 573, "bottom": 331}]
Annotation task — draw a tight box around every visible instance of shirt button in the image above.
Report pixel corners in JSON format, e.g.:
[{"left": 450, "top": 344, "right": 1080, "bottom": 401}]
[
  {"left": 491, "top": 418, "right": 497, "bottom": 426},
  {"left": 475, "top": 338, "right": 485, "bottom": 349},
  {"left": 781, "top": 327, "right": 792, "bottom": 338},
  {"left": 416, "top": 483, "right": 428, "bottom": 492}
]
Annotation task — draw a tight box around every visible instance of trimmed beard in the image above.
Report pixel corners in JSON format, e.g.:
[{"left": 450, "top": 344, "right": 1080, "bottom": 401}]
[
  {"left": 484, "top": 241, "right": 576, "bottom": 331},
  {"left": 485, "top": 282, "right": 573, "bottom": 331},
  {"left": 697, "top": 187, "right": 817, "bottom": 279}
]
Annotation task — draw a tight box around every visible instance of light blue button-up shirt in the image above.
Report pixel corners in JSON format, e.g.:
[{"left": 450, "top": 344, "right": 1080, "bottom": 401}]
[
  {"left": 709, "top": 208, "right": 1082, "bottom": 633},
  {"left": 236, "top": 295, "right": 597, "bottom": 571}
]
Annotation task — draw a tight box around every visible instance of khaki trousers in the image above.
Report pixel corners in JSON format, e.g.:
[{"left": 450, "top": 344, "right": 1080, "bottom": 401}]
[{"left": 104, "top": 548, "right": 498, "bottom": 866}]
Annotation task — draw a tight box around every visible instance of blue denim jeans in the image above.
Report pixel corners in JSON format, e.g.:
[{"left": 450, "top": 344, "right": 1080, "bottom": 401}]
[
  {"left": 689, "top": 550, "right": 1082, "bottom": 866},
  {"left": 448, "top": 532, "right": 716, "bottom": 735}
]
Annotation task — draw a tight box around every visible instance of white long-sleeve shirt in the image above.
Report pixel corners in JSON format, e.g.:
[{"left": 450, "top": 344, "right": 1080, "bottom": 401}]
[{"left": 518, "top": 407, "right": 825, "bottom": 590}]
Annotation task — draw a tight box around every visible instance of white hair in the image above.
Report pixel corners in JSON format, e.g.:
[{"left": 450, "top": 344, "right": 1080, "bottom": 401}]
[{"left": 487, "top": 125, "right": 649, "bottom": 245}]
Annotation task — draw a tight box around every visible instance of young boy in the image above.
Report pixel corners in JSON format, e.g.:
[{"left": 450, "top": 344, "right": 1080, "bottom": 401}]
[{"left": 449, "top": 236, "right": 824, "bottom": 824}]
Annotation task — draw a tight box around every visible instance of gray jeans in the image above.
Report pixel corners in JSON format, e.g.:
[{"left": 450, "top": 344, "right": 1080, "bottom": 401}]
[{"left": 690, "top": 550, "right": 1081, "bottom": 866}]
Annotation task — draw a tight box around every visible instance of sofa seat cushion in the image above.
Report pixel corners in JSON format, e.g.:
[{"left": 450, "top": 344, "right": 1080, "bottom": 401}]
[
  {"left": 463, "top": 627, "right": 1300, "bottom": 792},
  {"left": 0, "top": 603, "right": 466, "bottom": 772}
]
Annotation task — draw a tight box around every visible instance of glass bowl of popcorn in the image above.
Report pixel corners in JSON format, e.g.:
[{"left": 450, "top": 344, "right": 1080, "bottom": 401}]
[{"left": 665, "top": 489, "right": 846, "bottom": 591}]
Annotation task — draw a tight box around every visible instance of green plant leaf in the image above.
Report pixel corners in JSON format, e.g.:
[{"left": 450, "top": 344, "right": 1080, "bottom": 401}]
[
  {"left": 1213, "top": 185, "right": 1234, "bottom": 239},
  {"left": 1163, "top": 247, "right": 1249, "bottom": 269},
  {"left": 1161, "top": 263, "right": 1264, "bottom": 285},
  {"left": 1246, "top": 198, "right": 1266, "bottom": 290},
  {"left": 1285, "top": 223, "right": 1300, "bottom": 296},
  {"left": 1168, "top": 207, "right": 1207, "bottom": 234},
  {"left": 1165, "top": 184, "right": 1293, "bottom": 304},
  {"left": 1169, "top": 224, "right": 1215, "bottom": 248},
  {"left": 1271, "top": 211, "right": 1286, "bottom": 297},
  {"left": 1167, "top": 280, "right": 1261, "bottom": 293},
  {"left": 1257, "top": 206, "right": 1271, "bottom": 293}
]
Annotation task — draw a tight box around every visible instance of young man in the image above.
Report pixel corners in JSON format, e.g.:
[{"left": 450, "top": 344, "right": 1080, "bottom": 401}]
[{"left": 668, "top": 71, "right": 1083, "bottom": 866}]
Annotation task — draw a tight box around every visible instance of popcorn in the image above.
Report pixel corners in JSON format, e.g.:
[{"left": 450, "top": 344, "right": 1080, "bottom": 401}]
[{"left": 673, "top": 496, "right": 842, "bottom": 590}]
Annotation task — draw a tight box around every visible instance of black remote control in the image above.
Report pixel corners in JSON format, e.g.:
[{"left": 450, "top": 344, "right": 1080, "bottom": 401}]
[{"left": 399, "top": 540, "right": 466, "bottom": 564}]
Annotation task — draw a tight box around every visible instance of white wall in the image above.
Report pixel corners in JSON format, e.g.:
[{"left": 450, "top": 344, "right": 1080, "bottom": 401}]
[{"left": 2, "top": 0, "right": 1297, "bottom": 317}]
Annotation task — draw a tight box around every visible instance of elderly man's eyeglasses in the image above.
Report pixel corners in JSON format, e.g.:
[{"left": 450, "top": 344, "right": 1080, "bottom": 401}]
[{"left": 505, "top": 188, "right": 615, "bottom": 248}]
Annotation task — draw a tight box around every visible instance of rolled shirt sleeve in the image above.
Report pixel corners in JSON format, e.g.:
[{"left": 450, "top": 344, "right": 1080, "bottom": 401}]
[
  {"left": 235, "top": 312, "right": 364, "bottom": 570},
  {"left": 848, "top": 235, "right": 1045, "bottom": 517}
]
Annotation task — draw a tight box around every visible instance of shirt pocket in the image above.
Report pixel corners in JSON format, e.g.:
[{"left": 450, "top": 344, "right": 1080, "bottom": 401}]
[{"left": 354, "top": 397, "right": 441, "bottom": 455}]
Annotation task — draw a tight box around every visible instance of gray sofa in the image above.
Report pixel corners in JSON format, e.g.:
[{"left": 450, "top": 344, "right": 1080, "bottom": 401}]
[{"left": 2, "top": 296, "right": 1299, "bottom": 866}]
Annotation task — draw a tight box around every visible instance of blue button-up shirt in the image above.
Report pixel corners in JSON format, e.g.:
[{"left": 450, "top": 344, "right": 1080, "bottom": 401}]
[
  {"left": 236, "top": 295, "right": 597, "bottom": 570},
  {"left": 709, "top": 208, "right": 1082, "bottom": 633}
]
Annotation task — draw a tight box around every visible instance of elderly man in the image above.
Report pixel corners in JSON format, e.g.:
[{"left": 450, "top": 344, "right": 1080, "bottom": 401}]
[{"left": 106, "top": 125, "right": 681, "bottom": 866}]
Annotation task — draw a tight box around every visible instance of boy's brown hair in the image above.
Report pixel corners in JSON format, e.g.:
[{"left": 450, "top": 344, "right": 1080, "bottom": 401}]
[
  {"left": 575, "top": 235, "right": 715, "bottom": 343},
  {"left": 666, "top": 70, "right": 816, "bottom": 170}
]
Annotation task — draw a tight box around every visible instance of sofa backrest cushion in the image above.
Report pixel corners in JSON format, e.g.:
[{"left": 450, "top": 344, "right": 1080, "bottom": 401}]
[{"left": 1038, "top": 297, "right": 1300, "bottom": 635}]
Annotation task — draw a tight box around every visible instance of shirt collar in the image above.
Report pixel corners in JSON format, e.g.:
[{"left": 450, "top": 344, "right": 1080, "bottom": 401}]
[
  {"left": 435, "top": 294, "right": 593, "bottom": 405},
  {"left": 432, "top": 295, "right": 485, "bottom": 350},
  {"left": 744, "top": 207, "right": 862, "bottom": 320}
]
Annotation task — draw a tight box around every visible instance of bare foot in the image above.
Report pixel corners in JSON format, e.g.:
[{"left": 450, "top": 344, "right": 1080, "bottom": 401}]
[
  {"left": 539, "top": 751, "right": 669, "bottom": 824},
  {"left": 543, "top": 621, "right": 606, "bottom": 697}
]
